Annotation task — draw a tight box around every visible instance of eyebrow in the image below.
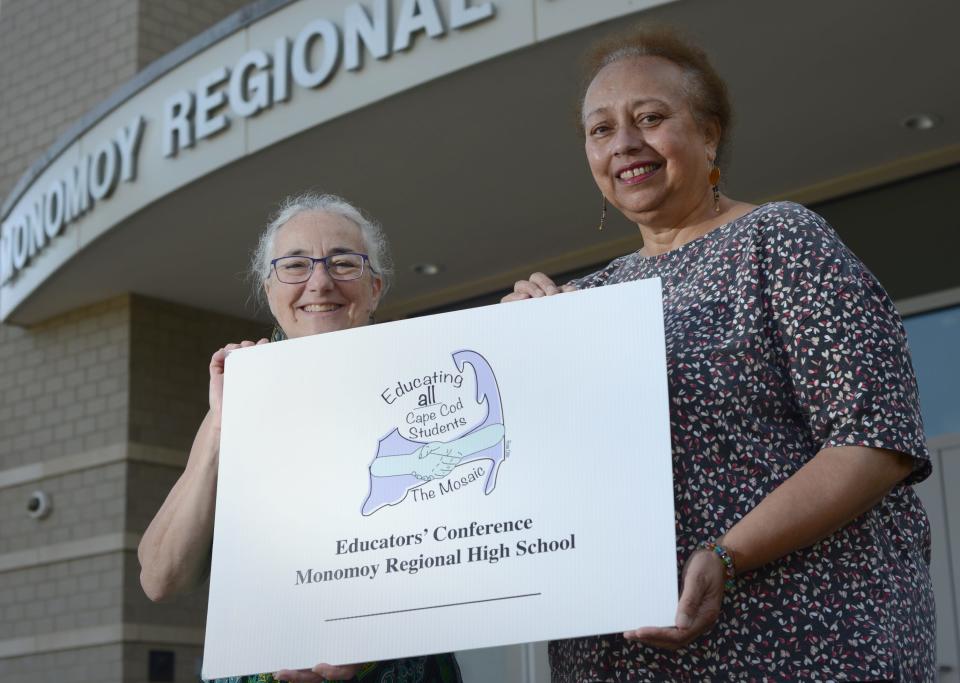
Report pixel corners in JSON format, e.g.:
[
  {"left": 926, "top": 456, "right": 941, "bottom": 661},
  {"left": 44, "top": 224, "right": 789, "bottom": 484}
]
[
  {"left": 584, "top": 98, "right": 672, "bottom": 121},
  {"left": 280, "top": 246, "right": 359, "bottom": 257}
]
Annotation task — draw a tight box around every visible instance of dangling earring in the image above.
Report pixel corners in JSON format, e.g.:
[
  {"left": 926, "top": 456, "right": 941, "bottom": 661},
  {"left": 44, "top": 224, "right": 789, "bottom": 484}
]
[
  {"left": 270, "top": 324, "right": 287, "bottom": 342},
  {"left": 709, "top": 166, "right": 721, "bottom": 213},
  {"left": 598, "top": 194, "right": 607, "bottom": 231}
]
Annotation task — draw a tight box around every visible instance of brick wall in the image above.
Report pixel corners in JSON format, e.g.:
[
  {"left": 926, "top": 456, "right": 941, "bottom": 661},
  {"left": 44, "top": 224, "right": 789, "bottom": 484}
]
[
  {"left": 0, "top": 298, "right": 131, "bottom": 681},
  {"left": 0, "top": 644, "right": 123, "bottom": 681},
  {"left": 0, "top": 294, "right": 265, "bottom": 682},
  {"left": 0, "top": 297, "right": 130, "bottom": 471},
  {"left": 0, "top": 3, "right": 267, "bottom": 680},
  {"left": 0, "top": 462, "right": 126, "bottom": 556},
  {"left": 1, "top": 553, "right": 124, "bottom": 640},
  {"left": 137, "top": 0, "right": 251, "bottom": 70},
  {"left": 0, "top": 0, "right": 138, "bottom": 203},
  {"left": 0, "top": 0, "right": 250, "bottom": 204},
  {"left": 128, "top": 295, "right": 266, "bottom": 453}
]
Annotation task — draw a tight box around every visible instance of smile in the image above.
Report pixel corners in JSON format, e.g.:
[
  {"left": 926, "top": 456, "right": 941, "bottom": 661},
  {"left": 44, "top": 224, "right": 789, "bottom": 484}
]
[
  {"left": 618, "top": 163, "right": 661, "bottom": 182},
  {"left": 301, "top": 304, "right": 341, "bottom": 312}
]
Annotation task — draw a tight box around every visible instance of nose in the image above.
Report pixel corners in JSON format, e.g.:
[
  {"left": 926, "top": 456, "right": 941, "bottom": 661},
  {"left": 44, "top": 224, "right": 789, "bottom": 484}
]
[
  {"left": 306, "top": 261, "right": 335, "bottom": 291},
  {"left": 611, "top": 123, "right": 644, "bottom": 157}
]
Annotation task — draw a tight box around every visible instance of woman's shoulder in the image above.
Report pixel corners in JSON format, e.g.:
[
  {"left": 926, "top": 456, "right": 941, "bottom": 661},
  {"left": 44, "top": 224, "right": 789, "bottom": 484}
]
[
  {"left": 736, "top": 201, "right": 834, "bottom": 239},
  {"left": 740, "top": 201, "right": 856, "bottom": 266},
  {"left": 729, "top": 201, "right": 891, "bottom": 316}
]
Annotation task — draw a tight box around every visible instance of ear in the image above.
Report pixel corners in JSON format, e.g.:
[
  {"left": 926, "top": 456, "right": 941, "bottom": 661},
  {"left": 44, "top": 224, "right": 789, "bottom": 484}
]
[
  {"left": 703, "top": 118, "right": 722, "bottom": 162},
  {"left": 369, "top": 275, "right": 383, "bottom": 313},
  {"left": 263, "top": 278, "right": 277, "bottom": 318}
]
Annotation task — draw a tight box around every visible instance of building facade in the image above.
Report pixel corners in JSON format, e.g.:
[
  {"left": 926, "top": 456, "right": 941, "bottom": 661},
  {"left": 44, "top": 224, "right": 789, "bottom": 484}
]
[{"left": 1, "top": 1, "right": 959, "bottom": 681}]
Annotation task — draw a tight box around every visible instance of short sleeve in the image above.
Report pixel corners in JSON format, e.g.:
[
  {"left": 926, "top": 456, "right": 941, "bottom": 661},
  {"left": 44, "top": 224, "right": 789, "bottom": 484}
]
[{"left": 763, "top": 204, "right": 930, "bottom": 483}]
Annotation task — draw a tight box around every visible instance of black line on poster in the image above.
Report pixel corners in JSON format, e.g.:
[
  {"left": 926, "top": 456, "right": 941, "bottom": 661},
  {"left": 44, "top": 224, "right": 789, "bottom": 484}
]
[{"left": 324, "top": 592, "right": 542, "bottom": 622}]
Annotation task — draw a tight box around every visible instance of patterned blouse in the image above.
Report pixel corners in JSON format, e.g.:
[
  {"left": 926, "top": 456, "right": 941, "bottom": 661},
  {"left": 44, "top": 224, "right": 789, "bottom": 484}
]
[
  {"left": 207, "top": 653, "right": 462, "bottom": 683},
  {"left": 550, "top": 202, "right": 934, "bottom": 682}
]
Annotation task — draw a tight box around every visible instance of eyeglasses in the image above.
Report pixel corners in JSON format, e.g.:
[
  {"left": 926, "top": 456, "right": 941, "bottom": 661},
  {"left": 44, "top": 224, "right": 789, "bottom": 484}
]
[{"left": 270, "top": 253, "right": 374, "bottom": 284}]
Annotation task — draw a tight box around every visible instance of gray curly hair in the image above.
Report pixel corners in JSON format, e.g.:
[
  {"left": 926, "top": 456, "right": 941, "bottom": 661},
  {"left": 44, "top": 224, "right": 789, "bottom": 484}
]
[{"left": 249, "top": 192, "right": 393, "bottom": 309}]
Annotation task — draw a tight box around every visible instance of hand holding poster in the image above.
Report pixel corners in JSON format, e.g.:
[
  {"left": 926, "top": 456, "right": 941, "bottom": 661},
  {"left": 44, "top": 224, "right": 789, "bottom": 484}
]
[{"left": 202, "top": 278, "right": 676, "bottom": 680}]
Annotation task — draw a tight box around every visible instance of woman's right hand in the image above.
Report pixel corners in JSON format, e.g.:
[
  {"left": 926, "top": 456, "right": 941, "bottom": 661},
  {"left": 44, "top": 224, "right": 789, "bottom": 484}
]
[
  {"left": 209, "top": 339, "right": 268, "bottom": 426},
  {"left": 501, "top": 272, "right": 575, "bottom": 302}
]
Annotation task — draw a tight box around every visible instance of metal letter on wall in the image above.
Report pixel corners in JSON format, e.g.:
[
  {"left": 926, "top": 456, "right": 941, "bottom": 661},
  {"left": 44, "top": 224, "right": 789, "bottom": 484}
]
[
  {"left": 196, "top": 67, "right": 231, "bottom": 140},
  {"left": 344, "top": 0, "right": 391, "bottom": 71},
  {"left": 291, "top": 20, "right": 341, "bottom": 89},
  {"left": 229, "top": 50, "right": 273, "bottom": 117},
  {"left": 163, "top": 90, "right": 196, "bottom": 158},
  {"left": 394, "top": 0, "right": 446, "bottom": 51},
  {"left": 449, "top": 0, "right": 495, "bottom": 30}
]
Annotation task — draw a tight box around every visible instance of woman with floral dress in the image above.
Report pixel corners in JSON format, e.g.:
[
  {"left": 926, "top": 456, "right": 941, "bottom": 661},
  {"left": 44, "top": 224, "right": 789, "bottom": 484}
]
[{"left": 505, "top": 27, "right": 934, "bottom": 682}]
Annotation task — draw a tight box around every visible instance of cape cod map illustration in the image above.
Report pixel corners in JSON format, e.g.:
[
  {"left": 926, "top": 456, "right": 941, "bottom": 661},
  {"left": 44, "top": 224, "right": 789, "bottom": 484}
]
[{"left": 362, "top": 350, "right": 506, "bottom": 515}]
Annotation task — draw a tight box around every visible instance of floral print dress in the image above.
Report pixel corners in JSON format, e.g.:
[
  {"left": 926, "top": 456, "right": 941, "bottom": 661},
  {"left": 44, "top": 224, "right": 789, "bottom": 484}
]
[{"left": 549, "top": 202, "right": 934, "bottom": 682}]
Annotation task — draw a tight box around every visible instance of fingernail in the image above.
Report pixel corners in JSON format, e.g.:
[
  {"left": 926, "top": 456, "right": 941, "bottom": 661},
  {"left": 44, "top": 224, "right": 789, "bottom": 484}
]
[{"left": 676, "top": 612, "right": 692, "bottom": 629}]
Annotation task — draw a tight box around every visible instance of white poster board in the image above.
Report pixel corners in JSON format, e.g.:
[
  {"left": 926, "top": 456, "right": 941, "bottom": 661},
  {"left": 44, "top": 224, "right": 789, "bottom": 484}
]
[{"left": 202, "top": 278, "right": 676, "bottom": 679}]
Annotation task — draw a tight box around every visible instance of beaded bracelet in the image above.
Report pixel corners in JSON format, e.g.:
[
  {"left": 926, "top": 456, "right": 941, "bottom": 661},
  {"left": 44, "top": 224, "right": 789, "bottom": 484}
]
[{"left": 699, "top": 540, "right": 736, "bottom": 591}]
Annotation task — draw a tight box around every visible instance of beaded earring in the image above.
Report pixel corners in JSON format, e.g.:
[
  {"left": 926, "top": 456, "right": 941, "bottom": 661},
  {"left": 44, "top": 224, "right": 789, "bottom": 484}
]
[{"left": 709, "top": 166, "right": 721, "bottom": 213}]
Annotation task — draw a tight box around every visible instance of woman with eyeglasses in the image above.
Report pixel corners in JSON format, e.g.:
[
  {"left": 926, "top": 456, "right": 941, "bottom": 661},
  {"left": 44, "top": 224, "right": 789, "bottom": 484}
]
[{"left": 138, "top": 193, "right": 462, "bottom": 683}]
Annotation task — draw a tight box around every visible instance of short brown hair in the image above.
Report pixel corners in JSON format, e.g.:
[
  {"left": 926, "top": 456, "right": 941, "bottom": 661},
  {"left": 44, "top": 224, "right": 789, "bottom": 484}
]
[{"left": 579, "top": 25, "right": 733, "bottom": 168}]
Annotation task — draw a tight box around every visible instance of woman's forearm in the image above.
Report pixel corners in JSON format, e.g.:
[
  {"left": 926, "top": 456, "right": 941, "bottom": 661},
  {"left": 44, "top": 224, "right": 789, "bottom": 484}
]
[
  {"left": 721, "top": 446, "right": 915, "bottom": 574},
  {"left": 138, "top": 410, "right": 221, "bottom": 601}
]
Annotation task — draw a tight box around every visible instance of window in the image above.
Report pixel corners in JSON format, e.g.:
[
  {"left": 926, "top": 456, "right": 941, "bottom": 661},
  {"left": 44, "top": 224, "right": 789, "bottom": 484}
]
[{"left": 903, "top": 305, "right": 960, "bottom": 439}]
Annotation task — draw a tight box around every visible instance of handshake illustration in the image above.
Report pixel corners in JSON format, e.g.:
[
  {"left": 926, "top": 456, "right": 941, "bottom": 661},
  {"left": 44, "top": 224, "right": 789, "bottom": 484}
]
[{"left": 370, "top": 424, "right": 505, "bottom": 482}]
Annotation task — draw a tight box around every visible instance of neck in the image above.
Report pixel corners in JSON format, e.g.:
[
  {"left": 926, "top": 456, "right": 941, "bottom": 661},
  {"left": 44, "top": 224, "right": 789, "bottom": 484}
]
[{"left": 636, "top": 192, "right": 750, "bottom": 256}]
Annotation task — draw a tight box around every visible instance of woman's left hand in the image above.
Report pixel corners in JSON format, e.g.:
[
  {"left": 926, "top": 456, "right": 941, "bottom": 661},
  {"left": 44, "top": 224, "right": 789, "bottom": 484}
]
[
  {"left": 623, "top": 548, "right": 725, "bottom": 650},
  {"left": 501, "top": 272, "right": 576, "bottom": 302},
  {"left": 275, "top": 662, "right": 361, "bottom": 681}
]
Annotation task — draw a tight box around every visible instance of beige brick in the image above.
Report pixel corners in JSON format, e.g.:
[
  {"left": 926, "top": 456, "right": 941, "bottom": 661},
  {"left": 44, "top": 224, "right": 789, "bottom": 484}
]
[{"left": 0, "top": 2, "right": 261, "bottom": 678}]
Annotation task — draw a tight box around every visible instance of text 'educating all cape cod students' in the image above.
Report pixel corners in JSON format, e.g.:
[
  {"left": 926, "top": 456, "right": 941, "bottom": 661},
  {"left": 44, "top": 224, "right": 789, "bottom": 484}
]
[{"left": 380, "top": 369, "right": 471, "bottom": 440}]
